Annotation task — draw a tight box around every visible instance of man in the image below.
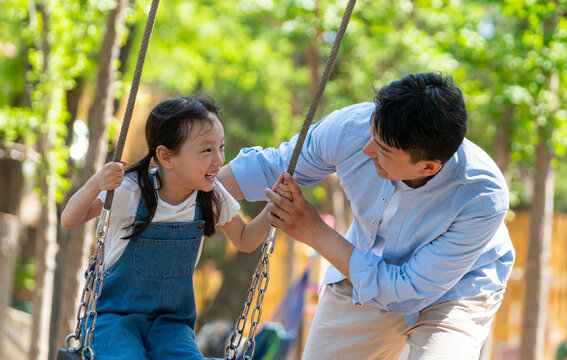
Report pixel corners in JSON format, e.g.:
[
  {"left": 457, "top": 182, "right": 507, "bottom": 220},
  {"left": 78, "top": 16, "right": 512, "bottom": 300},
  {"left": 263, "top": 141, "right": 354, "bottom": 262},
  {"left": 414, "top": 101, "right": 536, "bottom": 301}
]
[{"left": 218, "top": 72, "right": 515, "bottom": 359}]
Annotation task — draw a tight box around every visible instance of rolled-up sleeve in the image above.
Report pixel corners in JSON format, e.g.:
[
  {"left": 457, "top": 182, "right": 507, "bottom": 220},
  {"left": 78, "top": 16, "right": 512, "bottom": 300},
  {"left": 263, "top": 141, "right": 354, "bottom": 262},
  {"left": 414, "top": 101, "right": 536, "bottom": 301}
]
[
  {"left": 230, "top": 146, "right": 276, "bottom": 201},
  {"left": 229, "top": 109, "right": 362, "bottom": 201}
]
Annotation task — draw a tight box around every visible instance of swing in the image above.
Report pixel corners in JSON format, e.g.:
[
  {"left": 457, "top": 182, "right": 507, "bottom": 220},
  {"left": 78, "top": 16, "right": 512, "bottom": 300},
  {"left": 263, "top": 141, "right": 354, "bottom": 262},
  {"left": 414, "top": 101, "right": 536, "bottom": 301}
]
[{"left": 57, "top": 0, "right": 356, "bottom": 359}]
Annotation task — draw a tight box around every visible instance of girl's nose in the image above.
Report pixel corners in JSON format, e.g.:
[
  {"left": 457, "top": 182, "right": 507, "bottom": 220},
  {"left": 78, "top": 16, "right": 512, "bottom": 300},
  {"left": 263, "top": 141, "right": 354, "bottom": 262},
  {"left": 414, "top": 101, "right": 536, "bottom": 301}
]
[{"left": 212, "top": 150, "right": 224, "bottom": 165}]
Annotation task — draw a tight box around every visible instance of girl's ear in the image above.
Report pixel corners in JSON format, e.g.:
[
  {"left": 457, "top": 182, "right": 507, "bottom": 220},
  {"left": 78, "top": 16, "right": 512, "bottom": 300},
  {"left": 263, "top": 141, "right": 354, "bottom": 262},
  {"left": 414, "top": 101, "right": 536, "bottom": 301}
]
[{"left": 155, "top": 145, "right": 174, "bottom": 169}]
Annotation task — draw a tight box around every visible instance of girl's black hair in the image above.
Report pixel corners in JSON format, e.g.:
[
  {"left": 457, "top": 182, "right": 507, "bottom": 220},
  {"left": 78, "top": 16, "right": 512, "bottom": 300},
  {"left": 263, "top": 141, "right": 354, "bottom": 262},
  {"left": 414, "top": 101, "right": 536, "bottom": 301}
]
[{"left": 122, "top": 96, "right": 222, "bottom": 239}]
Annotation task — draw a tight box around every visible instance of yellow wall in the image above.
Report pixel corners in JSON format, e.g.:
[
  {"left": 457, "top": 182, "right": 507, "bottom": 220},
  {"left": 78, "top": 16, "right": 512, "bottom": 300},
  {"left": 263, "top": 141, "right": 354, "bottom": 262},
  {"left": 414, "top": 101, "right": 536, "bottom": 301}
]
[{"left": 492, "top": 212, "right": 567, "bottom": 359}]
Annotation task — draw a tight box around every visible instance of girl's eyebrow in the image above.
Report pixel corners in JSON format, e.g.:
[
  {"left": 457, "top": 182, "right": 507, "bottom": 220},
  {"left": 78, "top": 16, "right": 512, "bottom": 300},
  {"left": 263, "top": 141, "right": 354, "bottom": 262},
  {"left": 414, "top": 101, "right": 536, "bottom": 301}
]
[{"left": 198, "top": 137, "right": 225, "bottom": 146}]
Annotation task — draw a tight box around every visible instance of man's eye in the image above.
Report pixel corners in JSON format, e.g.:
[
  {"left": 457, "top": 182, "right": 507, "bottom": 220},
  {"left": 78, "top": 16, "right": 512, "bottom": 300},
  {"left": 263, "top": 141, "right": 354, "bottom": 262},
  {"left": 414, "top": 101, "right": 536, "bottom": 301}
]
[
  {"left": 220, "top": 144, "right": 225, "bottom": 150},
  {"left": 203, "top": 148, "right": 211, "bottom": 153}
]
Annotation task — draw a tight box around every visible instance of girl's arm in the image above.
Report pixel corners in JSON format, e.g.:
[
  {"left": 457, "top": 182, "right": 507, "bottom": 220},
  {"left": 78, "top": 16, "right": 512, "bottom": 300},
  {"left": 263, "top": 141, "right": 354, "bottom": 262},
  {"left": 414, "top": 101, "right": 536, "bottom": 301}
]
[
  {"left": 61, "top": 161, "right": 127, "bottom": 228},
  {"left": 219, "top": 206, "right": 272, "bottom": 253}
]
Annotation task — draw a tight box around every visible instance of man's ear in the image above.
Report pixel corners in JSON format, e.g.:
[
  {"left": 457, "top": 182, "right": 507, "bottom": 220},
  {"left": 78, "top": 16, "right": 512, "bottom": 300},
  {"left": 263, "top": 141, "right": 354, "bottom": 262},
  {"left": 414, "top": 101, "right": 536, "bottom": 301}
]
[
  {"left": 155, "top": 145, "right": 174, "bottom": 169},
  {"left": 420, "top": 159, "right": 443, "bottom": 177}
]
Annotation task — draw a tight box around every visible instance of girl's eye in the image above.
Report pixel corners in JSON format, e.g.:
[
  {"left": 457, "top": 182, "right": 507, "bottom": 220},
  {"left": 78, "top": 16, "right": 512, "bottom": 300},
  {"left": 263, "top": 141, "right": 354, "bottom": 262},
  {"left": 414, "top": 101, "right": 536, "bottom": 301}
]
[
  {"left": 203, "top": 148, "right": 212, "bottom": 153},
  {"left": 220, "top": 144, "right": 225, "bottom": 150}
]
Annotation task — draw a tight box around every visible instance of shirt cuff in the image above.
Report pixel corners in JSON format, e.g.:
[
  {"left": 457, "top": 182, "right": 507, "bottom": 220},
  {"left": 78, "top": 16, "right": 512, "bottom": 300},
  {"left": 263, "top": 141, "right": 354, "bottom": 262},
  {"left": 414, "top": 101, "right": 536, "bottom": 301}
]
[
  {"left": 349, "top": 247, "right": 381, "bottom": 305},
  {"left": 229, "top": 147, "right": 271, "bottom": 201}
]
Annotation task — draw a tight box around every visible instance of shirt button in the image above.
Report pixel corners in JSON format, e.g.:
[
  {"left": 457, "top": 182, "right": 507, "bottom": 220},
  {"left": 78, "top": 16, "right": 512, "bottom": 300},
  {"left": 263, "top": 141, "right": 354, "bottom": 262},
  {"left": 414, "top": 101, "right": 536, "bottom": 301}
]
[
  {"left": 382, "top": 197, "right": 386, "bottom": 202},
  {"left": 371, "top": 220, "right": 376, "bottom": 225}
]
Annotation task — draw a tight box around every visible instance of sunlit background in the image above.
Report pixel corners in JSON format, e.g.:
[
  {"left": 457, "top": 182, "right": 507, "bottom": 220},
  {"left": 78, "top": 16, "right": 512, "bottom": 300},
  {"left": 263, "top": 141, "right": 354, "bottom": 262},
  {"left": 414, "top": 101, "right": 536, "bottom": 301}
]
[{"left": 1, "top": 0, "right": 566, "bottom": 359}]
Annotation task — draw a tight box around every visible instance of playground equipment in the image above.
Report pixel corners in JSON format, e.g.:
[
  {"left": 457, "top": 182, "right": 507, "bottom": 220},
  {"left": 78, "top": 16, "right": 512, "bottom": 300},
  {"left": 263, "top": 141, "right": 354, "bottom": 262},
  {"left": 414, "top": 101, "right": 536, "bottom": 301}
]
[{"left": 57, "top": 0, "right": 356, "bottom": 358}]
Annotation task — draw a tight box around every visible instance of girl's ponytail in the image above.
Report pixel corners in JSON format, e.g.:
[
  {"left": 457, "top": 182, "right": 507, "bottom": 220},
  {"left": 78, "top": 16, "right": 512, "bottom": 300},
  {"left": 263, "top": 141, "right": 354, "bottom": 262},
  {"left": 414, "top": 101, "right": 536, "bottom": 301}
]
[
  {"left": 122, "top": 150, "right": 158, "bottom": 240},
  {"left": 197, "top": 189, "right": 221, "bottom": 237}
]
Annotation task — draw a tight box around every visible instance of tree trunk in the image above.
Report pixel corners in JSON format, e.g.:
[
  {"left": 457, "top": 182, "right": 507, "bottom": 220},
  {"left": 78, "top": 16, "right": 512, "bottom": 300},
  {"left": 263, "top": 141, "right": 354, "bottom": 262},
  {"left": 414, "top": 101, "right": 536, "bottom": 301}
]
[
  {"left": 49, "top": 75, "right": 85, "bottom": 360},
  {"left": 52, "top": 0, "right": 130, "bottom": 357},
  {"left": 519, "top": 126, "right": 555, "bottom": 360},
  {"left": 113, "top": 20, "right": 136, "bottom": 115},
  {"left": 197, "top": 247, "right": 263, "bottom": 329},
  {"left": 493, "top": 106, "right": 512, "bottom": 187},
  {"left": 0, "top": 213, "right": 19, "bottom": 358},
  {"left": 29, "top": 160, "right": 59, "bottom": 360},
  {"left": 481, "top": 106, "right": 514, "bottom": 360},
  {"left": 0, "top": 144, "right": 26, "bottom": 359},
  {"left": 28, "top": 3, "right": 59, "bottom": 359}
]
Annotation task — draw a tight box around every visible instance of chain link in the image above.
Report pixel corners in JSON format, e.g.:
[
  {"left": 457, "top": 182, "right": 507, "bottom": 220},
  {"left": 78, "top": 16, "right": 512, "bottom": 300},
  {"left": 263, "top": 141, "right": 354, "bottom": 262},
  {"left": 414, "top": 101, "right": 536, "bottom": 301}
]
[
  {"left": 64, "top": 209, "right": 111, "bottom": 360},
  {"left": 225, "top": 225, "right": 277, "bottom": 360}
]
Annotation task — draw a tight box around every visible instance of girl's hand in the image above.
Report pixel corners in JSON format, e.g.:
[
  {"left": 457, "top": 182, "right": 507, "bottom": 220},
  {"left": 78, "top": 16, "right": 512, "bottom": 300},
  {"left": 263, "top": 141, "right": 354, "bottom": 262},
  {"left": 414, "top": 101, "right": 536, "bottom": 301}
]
[
  {"left": 92, "top": 161, "right": 128, "bottom": 191},
  {"left": 272, "top": 172, "right": 293, "bottom": 201}
]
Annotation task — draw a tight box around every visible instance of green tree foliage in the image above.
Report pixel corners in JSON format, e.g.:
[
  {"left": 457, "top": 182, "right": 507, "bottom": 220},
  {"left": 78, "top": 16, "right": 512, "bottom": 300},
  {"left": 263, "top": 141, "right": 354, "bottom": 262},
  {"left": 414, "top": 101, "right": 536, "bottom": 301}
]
[
  {"left": 0, "top": 0, "right": 114, "bottom": 200},
  {"left": 1, "top": 0, "right": 567, "bottom": 357}
]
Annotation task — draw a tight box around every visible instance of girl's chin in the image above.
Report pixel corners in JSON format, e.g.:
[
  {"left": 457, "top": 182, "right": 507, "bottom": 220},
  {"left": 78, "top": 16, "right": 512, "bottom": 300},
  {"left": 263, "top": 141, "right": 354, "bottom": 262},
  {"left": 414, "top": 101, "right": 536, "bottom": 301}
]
[{"left": 198, "top": 181, "right": 215, "bottom": 192}]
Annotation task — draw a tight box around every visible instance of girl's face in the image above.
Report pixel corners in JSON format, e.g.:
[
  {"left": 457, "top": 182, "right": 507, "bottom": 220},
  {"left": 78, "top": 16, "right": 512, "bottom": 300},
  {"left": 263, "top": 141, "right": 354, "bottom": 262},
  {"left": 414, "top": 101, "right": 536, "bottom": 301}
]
[{"left": 163, "top": 114, "right": 225, "bottom": 198}]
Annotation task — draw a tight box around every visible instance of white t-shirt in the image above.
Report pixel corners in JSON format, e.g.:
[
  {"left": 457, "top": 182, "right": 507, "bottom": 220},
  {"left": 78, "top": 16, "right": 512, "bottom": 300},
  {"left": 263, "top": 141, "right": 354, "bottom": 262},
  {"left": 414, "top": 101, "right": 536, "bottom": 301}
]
[{"left": 97, "top": 171, "right": 240, "bottom": 268}]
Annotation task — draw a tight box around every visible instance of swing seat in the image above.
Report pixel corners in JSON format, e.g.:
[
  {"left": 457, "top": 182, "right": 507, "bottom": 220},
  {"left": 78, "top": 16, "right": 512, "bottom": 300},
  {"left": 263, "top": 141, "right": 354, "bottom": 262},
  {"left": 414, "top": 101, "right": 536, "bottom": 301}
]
[
  {"left": 57, "top": 348, "right": 222, "bottom": 360},
  {"left": 56, "top": 349, "right": 81, "bottom": 360},
  {"left": 57, "top": 349, "right": 222, "bottom": 360}
]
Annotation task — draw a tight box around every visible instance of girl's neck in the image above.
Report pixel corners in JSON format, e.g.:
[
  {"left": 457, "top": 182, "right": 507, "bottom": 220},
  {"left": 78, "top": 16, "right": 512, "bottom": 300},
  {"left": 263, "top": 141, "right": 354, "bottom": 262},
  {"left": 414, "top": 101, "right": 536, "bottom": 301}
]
[
  {"left": 158, "top": 186, "right": 195, "bottom": 206},
  {"left": 154, "top": 170, "right": 195, "bottom": 206}
]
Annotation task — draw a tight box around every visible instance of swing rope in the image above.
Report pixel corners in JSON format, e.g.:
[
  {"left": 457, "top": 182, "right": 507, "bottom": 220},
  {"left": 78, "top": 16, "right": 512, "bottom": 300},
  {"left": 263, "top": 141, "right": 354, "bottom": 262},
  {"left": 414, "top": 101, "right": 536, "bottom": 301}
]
[
  {"left": 62, "top": 1, "right": 161, "bottom": 359},
  {"left": 225, "top": 1, "right": 357, "bottom": 359},
  {"left": 287, "top": 0, "right": 357, "bottom": 176},
  {"left": 104, "top": 0, "right": 161, "bottom": 209}
]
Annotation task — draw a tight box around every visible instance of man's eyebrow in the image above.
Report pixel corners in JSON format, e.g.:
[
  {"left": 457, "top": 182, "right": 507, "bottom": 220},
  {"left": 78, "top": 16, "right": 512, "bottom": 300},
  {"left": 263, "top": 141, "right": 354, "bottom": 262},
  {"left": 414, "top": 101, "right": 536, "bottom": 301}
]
[{"left": 374, "top": 137, "right": 393, "bottom": 153}]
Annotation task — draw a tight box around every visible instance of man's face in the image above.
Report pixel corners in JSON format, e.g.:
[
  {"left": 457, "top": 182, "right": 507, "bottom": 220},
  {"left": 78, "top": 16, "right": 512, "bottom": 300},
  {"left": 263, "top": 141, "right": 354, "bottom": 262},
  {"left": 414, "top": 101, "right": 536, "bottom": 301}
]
[{"left": 362, "top": 124, "right": 441, "bottom": 188}]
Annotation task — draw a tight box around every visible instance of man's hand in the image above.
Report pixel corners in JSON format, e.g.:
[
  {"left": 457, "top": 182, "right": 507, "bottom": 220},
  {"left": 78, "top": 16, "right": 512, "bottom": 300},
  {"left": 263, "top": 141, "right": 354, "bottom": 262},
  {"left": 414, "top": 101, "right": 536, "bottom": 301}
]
[
  {"left": 264, "top": 172, "right": 326, "bottom": 245},
  {"left": 264, "top": 172, "right": 355, "bottom": 279}
]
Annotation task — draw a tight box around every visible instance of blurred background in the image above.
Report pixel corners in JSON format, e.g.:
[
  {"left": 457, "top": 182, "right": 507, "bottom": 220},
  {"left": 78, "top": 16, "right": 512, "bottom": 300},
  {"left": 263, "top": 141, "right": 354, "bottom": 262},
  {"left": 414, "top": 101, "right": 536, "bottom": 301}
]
[{"left": 1, "top": 0, "right": 566, "bottom": 359}]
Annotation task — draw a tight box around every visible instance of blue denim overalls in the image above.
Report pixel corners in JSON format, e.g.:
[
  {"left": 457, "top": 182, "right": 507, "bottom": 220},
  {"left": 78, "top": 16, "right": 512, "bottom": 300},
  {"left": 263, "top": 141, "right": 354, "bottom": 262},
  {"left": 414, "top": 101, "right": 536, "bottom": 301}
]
[{"left": 87, "top": 190, "right": 206, "bottom": 359}]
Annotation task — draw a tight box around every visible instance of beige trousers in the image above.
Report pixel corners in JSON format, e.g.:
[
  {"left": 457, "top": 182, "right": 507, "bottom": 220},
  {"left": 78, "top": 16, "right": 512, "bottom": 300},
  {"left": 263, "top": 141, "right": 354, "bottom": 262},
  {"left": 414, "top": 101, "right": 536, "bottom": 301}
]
[{"left": 302, "top": 279, "right": 504, "bottom": 360}]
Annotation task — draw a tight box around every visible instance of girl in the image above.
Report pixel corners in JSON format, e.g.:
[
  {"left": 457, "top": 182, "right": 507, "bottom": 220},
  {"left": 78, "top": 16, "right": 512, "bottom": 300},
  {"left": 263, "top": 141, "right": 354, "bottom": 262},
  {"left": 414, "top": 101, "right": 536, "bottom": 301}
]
[{"left": 61, "top": 96, "right": 281, "bottom": 359}]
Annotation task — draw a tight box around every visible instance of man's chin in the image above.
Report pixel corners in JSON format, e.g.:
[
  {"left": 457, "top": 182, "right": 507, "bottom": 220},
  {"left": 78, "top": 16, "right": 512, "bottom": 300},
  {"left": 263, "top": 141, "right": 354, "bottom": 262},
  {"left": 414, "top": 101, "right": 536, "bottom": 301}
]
[{"left": 375, "top": 169, "right": 390, "bottom": 180}]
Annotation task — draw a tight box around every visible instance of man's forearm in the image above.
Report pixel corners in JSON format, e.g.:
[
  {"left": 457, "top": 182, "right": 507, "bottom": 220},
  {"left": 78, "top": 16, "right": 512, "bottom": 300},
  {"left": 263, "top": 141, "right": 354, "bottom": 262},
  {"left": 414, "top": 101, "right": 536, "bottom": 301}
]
[{"left": 309, "top": 226, "right": 355, "bottom": 280}]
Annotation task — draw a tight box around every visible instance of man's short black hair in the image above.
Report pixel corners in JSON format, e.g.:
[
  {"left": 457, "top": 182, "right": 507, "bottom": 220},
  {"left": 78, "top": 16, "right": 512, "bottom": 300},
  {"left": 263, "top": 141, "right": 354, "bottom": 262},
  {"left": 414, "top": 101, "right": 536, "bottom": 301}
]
[{"left": 372, "top": 72, "right": 467, "bottom": 164}]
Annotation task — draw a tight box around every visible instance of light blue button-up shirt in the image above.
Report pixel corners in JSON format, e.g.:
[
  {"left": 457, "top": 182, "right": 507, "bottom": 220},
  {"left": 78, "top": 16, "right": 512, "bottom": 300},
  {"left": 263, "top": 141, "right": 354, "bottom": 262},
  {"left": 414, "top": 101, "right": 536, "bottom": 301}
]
[{"left": 230, "top": 102, "right": 515, "bottom": 325}]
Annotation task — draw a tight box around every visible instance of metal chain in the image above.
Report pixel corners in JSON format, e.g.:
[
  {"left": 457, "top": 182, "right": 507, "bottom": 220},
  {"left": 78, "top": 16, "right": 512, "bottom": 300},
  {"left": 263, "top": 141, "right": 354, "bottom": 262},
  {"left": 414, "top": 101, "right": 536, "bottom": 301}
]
[
  {"left": 64, "top": 209, "right": 111, "bottom": 360},
  {"left": 225, "top": 225, "right": 277, "bottom": 360},
  {"left": 62, "top": 0, "right": 160, "bottom": 356}
]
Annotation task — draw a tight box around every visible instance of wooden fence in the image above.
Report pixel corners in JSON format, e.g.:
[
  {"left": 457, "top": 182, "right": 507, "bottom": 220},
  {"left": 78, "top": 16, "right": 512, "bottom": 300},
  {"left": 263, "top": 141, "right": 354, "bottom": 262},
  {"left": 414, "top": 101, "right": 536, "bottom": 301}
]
[{"left": 492, "top": 212, "right": 567, "bottom": 360}]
